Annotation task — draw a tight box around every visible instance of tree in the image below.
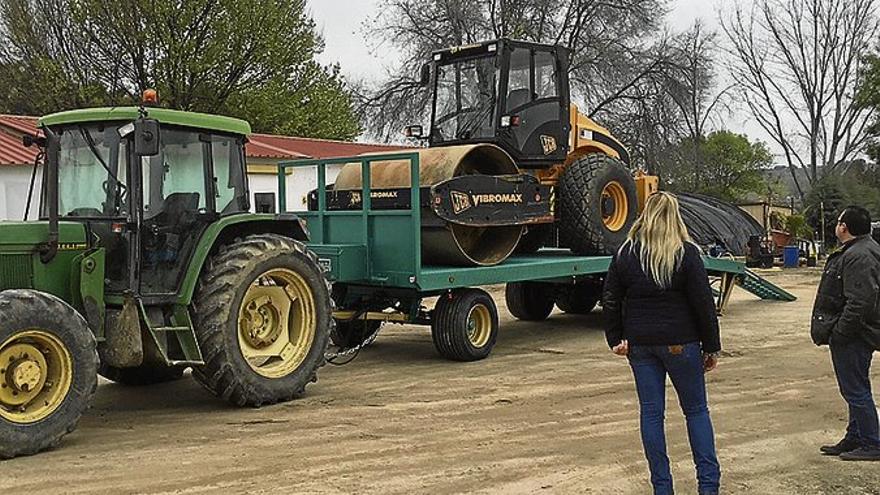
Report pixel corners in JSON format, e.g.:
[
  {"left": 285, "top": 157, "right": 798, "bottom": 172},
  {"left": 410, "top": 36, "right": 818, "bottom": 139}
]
[
  {"left": 663, "top": 130, "right": 773, "bottom": 202},
  {"left": 0, "top": 0, "right": 360, "bottom": 139},
  {"left": 721, "top": 0, "right": 879, "bottom": 201}
]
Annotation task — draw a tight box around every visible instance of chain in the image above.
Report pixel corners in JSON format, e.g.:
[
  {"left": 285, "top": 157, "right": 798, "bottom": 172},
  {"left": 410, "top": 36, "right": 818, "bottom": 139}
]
[{"left": 324, "top": 323, "right": 382, "bottom": 366}]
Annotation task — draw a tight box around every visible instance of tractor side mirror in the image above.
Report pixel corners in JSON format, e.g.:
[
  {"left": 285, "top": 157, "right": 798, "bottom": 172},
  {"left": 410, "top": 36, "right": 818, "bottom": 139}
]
[
  {"left": 134, "top": 118, "right": 160, "bottom": 157},
  {"left": 404, "top": 125, "right": 424, "bottom": 139},
  {"left": 418, "top": 63, "right": 431, "bottom": 87}
]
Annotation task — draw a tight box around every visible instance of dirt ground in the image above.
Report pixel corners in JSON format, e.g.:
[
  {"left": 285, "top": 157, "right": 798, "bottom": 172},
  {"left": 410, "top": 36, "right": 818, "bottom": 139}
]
[{"left": 2, "top": 268, "right": 879, "bottom": 494}]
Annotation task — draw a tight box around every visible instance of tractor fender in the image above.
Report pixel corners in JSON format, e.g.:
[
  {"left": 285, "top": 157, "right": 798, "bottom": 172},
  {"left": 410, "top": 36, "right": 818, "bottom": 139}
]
[{"left": 176, "top": 213, "right": 310, "bottom": 306}]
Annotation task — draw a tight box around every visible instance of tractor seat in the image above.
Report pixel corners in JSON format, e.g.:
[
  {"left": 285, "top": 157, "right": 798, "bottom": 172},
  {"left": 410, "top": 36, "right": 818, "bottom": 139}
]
[
  {"left": 158, "top": 192, "right": 200, "bottom": 233},
  {"left": 507, "top": 88, "right": 533, "bottom": 111}
]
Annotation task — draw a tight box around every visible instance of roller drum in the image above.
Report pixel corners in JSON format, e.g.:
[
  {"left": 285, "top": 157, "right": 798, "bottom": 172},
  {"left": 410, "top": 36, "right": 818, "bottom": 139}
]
[{"left": 334, "top": 144, "right": 524, "bottom": 266}]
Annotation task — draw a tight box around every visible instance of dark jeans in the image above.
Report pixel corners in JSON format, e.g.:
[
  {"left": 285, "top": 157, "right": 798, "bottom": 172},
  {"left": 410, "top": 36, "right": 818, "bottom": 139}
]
[
  {"left": 830, "top": 335, "right": 880, "bottom": 448},
  {"left": 628, "top": 342, "right": 721, "bottom": 495}
]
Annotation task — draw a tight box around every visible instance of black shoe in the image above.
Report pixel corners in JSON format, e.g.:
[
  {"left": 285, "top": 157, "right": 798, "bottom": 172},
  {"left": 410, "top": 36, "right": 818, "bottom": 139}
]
[
  {"left": 839, "top": 447, "right": 880, "bottom": 461},
  {"left": 820, "top": 438, "right": 862, "bottom": 456}
]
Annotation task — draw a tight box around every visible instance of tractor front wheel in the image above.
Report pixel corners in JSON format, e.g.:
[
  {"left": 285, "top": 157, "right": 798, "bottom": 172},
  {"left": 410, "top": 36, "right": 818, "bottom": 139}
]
[
  {"left": 0, "top": 290, "right": 97, "bottom": 459},
  {"left": 558, "top": 153, "right": 638, "bottom": 255},
  {"left": 192, "top": 234, "right": 332, "bottom": 407}
]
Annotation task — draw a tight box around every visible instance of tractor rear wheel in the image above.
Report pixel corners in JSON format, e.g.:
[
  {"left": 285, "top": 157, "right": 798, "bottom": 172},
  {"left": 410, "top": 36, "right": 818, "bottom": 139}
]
[
  {"left": 505, "top": 281, "right": 555, "bottom": 321},
  {"left": 555, "top": 281, "right": 602, "bottom": 314},
  {"left": 558, "top": 153, "right": 638, "bottom": 255},
  {"left": 0, "top": 290, "right": 97, "bottom": 459},
  {"left": 98, "top": 363, "right": 185, "bottom": 386},
  {"left": 431, "top": 289, "right": 498, "bottom": 361},
  {"left": 192, "top": 234, "right": 332, "bottom": 407}
]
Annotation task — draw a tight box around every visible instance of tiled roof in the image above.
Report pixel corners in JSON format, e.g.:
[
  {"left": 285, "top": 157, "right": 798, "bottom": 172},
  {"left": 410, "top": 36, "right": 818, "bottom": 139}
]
[
  {"left": 247, "top": 133, "right": 410, "bottom": 160},
  {"left": 0, "top": 115, "right": 40, "bottom": 166},
  {"left": 0, "top": 114, "right": 411, "bottom": 166}
]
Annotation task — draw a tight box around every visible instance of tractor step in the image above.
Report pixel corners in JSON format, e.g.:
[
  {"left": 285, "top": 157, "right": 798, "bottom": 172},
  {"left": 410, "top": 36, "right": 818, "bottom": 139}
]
[
  {"left": 153, "top": 326, "right": 192, "bottom": 333},
  {"left": 736, "top": 269, "right": 797, "bottom": 301}
]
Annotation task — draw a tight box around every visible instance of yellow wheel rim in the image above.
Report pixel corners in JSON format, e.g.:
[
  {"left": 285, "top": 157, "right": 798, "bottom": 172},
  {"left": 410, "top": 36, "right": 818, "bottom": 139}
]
[
  {"left": 466, "top": 304, "right": 492, "bottom": 348},
  {"left": 0, "top": 330, "right": 73, "bottom": 424},
  {"left": 237, "top": 268, "right": 316, "bottom": 379},
  {"left": 601, "top": 181, "right": 629, "bottom": 232}
]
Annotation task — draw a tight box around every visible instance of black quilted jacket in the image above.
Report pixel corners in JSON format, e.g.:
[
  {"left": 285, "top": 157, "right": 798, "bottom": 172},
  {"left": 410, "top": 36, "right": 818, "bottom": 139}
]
[{"left": 603, "top": 242, "right": 721, "bottom": 353}]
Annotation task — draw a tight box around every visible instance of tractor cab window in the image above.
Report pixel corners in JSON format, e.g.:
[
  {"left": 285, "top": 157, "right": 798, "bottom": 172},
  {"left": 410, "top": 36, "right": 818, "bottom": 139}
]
[
  {"left": 139, "top": 128, "right": 247, "bottom": 295},
  {"left": 53, "top": 124, "right": 128, "bottom": 218},
  {"left": 432, "top": 55, "right": 499, "bottom": 143},
  {"left": 535, "top": 51, "right": 558, "bottom": 99},
  {"left": 505, "top": 48, "right": 559, "bottom": 111}
]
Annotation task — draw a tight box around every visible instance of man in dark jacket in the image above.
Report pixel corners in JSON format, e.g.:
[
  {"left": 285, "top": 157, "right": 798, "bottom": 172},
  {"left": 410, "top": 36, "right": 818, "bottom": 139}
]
[{"left": 811, "top": 206, "right": 880, "bottom": 461}]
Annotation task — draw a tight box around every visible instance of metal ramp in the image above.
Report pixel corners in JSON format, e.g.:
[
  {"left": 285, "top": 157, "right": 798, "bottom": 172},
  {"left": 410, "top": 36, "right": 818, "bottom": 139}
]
[
  {"left": 737, "top": 269, "right": 797, "bottom": 301},
  {"left": 702, "top": 257, "right": 797, "bottom": 314}
]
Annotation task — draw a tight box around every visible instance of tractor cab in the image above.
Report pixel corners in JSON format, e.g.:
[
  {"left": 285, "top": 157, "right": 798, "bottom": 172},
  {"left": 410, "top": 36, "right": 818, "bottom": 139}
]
[
  {"left": 427, "top": 39, "right": 571, "bottom": 168},
  {"left": 39, "top": 107, "right": 250, "bottom": 298}
]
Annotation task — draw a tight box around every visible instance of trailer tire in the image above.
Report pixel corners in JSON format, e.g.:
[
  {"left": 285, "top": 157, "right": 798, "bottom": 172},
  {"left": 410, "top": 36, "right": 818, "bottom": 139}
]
[
  {"left": 0, "top": 290, "right": 97, "bottom": 459},
  {"left": 432, "top": 289, "right": 498, "bottom": 361},
  {"left": 98, "top": 363, "right": 185, "bottom": 386},
  {"left": 505, "top": 282, "right": 555, "bottom": 321},
  {"left": 558, "top": 153, "right": 638, "bottom": 255},
  {"left": 555, "top": 281, "right": 602, "bottom": 314},
  {"left": 192, "top": 234, "right": 332, "bottom": 407}
]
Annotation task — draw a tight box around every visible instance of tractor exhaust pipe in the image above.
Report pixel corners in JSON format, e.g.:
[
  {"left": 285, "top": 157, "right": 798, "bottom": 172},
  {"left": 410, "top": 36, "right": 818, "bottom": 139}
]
[
  {"left": 334, "top": 144, "right": 525, "bottom": 266},
  {"left": 40, "top": 126, "right": 60, "bottom": 263}
]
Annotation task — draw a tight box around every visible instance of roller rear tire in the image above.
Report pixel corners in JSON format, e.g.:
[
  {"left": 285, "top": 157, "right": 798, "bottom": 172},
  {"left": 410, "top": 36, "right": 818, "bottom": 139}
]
[{"left": 558, "top": 153, "right": 638, "bottom": 255}]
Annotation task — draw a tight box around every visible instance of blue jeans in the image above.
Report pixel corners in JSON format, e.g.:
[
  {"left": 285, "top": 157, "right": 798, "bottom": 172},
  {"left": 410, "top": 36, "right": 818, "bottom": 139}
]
[
  {"left": 830, "top": 335, "right": 879, "bottom": 448},
  {"left": 628, "top": 343, "right": 720, "bottom": 495}
]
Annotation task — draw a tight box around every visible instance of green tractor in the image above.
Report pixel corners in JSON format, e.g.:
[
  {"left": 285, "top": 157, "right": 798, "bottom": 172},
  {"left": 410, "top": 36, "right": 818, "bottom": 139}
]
[{"left": 0, "top": 105, "right": 332, "bottom": 458}]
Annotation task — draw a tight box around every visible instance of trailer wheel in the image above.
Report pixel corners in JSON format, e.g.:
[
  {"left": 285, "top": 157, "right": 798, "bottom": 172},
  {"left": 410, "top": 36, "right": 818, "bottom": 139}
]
[
  {"left": 555, "top": 281, "right": 602, "bottom": 314},
  {"left": 0, "top": 290, "right": 97, "bottom": 459},
  {"left": 98, "top": 363, "right": 185, "bottom": 386},
  {"left": 558, "top": 153, "right": 638, "bottom": 255},
  {"left": 432, "top": 289, "right": 498, "bottom": 361},
  {"left": 505, "top": 282, "right": 555, "bottom": 321},
  {"left": 192, "top": 234, "right": 332, "bottom": 407}
]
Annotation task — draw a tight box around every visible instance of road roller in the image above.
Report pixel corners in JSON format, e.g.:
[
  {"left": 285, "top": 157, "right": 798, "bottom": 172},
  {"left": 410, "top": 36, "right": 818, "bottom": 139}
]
[{"left": 319, "top": 38, "right": 658, "bottom": 268}]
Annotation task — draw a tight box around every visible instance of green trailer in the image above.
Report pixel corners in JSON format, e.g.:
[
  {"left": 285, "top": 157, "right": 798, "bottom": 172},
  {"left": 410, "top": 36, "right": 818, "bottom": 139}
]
[{"left": 279, "top": 152, "right": 796, "bottom": 361}]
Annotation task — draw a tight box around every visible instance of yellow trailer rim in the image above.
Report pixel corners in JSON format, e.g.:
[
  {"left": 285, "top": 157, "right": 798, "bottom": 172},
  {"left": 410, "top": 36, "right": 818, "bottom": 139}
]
[
  {"left": 466, "top": 304, "right": 492, "bottom": 348},
  {"left": 238, "top": 268, "right": 316, "bottom": 379},
  {"left": 0, "top": 330, "right": 73, "bottom": 424},
  {"left": 601, "top": 181, "right": 629, "bottom": 232}
]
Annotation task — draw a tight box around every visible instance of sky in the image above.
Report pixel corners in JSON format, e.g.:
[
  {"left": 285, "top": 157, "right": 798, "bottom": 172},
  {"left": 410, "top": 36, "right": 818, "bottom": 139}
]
[{"left": 307, "top": 0, "right": 767, "bottom": 151}]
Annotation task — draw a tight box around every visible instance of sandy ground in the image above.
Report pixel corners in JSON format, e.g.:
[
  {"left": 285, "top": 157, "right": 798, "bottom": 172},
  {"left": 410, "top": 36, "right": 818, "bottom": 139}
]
[{"left": 2, "top": 268, "right": 879, "bottom": 494}]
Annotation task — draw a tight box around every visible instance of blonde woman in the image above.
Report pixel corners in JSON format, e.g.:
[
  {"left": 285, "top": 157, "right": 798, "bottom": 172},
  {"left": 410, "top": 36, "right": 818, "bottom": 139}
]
[{"left": 603, "top": 191, "right": 721, "bottom": 495}]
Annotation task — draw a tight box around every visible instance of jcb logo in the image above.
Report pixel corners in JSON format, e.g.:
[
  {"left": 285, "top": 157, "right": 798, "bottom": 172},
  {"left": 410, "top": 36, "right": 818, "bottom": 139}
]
[
  {"left": 451, "top": 191, "right": 472, "bottom": 214},
  {"left": 541, "top": 135, "right": 557, "bottom": 155}
]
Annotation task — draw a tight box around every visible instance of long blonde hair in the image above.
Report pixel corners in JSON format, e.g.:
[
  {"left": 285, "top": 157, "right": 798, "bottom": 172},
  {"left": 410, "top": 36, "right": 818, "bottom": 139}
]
[{"left": 621, "top": 191, "right": 692, "bottom": 289}]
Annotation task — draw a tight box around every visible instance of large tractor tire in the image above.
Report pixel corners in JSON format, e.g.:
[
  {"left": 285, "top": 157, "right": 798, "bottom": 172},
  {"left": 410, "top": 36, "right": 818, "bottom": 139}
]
[
  {"left": 555, "top": 281, "right": 602, "bottom": 314},
  {"left": 0, "top": 290, "right": 98, "bottom": 459},
  {"left": 558, "top": 153, "right": 638, "bottom": 255},
  {"left": 505, "top": 281, "right": 555, "bottom": 321},
  {"left": 431, "top": 289, "right": 498, "bottom": 361},
  {"left": 192, "top": 234, "right": 332, "bottom": 407},
  {"left": 98, "top": 363, "right": 185, "bottom": 386}
]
